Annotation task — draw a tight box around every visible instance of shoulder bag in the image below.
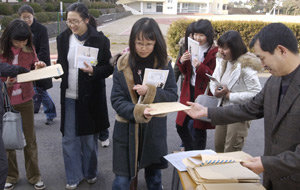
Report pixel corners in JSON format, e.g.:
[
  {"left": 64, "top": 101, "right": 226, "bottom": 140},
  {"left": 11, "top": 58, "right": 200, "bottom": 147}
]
[
  {"left": 194, "top": 83, "right": 218, "bottom": 122},
  {"left": 2, "top": 83, "right": 26, "bottom": 150}
]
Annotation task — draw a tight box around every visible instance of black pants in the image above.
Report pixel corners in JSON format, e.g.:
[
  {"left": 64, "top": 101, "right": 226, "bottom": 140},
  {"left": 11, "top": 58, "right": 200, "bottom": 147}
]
[
  {"left": 0, "top": 126, "right": 8, "bottom": 189},
  {"left": 176, "top": 117, "right": 207, "bottom": 151}
]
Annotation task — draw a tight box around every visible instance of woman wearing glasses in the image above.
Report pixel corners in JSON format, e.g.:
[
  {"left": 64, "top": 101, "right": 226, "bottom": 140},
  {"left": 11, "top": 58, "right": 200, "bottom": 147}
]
[{"left": 56, "top": 3, "right": 113, "bottom": 189}]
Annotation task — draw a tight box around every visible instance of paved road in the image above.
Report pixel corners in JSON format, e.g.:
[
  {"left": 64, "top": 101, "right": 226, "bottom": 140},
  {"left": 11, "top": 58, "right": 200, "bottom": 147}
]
[{"left": 13, "top": 14, "right": 270, "bottom": 189}]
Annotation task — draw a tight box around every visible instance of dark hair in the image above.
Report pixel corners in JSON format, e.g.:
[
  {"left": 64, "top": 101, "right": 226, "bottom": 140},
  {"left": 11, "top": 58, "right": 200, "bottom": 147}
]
[
  {"left": 217, "top": 30, "right": 247, "bottom": 61},
  {"left": 129, "top": 17, "right": 167, "bottom": 69},
  {"left": 18, "top": 4, "right": 34, "bottom": 16},
  {"left": 250, "top": 23, "right": 298, "bottom": 54},
  {"left": 66, "top": 2, "right": 97, "bottom": 29},
  {"left": 184, "top": 22, "right": 195, "bottom": 51},
  {"left": 193, "top": 19, "right": 214, "bottom": 46},
  {"left": 0, "top": 19, "right": 33, "bottom": 61}
]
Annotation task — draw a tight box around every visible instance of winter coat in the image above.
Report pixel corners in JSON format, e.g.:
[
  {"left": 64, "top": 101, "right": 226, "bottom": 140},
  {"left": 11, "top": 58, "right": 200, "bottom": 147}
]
[
  {"left": 210, "top": 52, "right": 262, "bottom": 107},
  {"left": 0, "top": 46, "right": 37, "bottom": 101},
  {"left": 30, "top": 19, "right": 52, "bottom": 90},
  {"left": 111, "top": 53, "right": 178, "bottom": 178},
  {"left": 176, "top": 45, "right": 218, "bottom": 129},
  {"left": 56, "top": 25, "right": 113, "bottom": 136}
]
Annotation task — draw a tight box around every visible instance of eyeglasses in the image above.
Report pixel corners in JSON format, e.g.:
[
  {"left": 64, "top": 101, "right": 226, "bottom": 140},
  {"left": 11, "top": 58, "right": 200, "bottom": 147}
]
[
  {"left": 21, "top": 16, "right": 33, "bottom": 21},
  {"left": 135, "top": 42, "right": 155, "bottom": 49},
  {"left": 66, "top": 19, "right": 83, "bottom": 26}
]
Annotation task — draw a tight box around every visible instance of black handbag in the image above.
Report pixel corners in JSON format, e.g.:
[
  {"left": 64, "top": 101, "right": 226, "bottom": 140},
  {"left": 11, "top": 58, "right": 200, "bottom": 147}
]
[{"left": 2, "top": 83, "right": 26, "bottom": 150}]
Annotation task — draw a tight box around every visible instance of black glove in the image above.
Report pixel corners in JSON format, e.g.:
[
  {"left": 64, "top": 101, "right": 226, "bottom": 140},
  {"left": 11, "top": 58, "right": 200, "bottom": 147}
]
[{"left": 17, "top": 66, "right": 30, "bottom": 74}]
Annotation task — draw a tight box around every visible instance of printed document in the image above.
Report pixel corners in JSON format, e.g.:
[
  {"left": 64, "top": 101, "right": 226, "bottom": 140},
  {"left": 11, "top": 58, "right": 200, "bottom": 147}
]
[
  {"left": 75, "top": 45, "right": 99, "bottom": 69},
  {"left": 188, "top": 37, "right": 200, "bottom": 61}
]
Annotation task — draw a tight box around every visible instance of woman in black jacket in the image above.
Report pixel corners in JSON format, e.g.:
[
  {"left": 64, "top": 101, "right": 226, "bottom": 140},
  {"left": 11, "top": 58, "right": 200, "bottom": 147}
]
[
  {"left": 56, "top": 3, "right": 113, "bottom": 189},
  {"left": 18, "top": 5, "right": 57, "bottom": 125}
]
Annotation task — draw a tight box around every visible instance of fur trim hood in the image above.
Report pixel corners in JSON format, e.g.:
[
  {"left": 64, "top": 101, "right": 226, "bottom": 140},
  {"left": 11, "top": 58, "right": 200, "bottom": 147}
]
[{"left": 217, "top": 52, "right": 263, "bottom": 73}]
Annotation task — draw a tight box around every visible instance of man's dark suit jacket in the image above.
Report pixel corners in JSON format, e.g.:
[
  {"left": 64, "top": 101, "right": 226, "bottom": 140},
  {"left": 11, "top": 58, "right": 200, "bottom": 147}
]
[{"left": 208, "top": 66, "right": 300, "bottom": 190}]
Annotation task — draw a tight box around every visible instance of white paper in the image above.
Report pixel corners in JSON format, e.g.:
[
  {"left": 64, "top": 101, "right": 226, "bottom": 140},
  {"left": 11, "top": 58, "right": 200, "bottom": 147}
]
[
  {"left": 137, "top": 68, "right": 169, "bottom": 104},
  {"left": 163, "top": 150, "right": 216, "bottom": 171},
  {"left": 17, "top": 64, "right": 64, "bottom": 83},
  {"left": 188, "top": 37, "right": 200, "bottom": 62},
  {"left": 75, "top": 45, "right": 99, "bottom": 69},
  {"left": 143, "top": 68, "right": 169, "bottom": 88}
]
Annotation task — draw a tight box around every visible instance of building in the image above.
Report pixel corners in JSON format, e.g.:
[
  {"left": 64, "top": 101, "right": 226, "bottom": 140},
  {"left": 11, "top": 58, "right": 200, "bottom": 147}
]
[{"left": 117, "top": 0, "right": 228, "bottom": 15}]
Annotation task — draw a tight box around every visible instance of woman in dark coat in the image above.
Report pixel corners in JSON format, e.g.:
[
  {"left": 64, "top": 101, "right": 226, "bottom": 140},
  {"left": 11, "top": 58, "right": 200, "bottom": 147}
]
[
  {"left": 18, "top": 5, "right": 56, "bottom": 125},
  {"left": 111, "top": 17, "right": 177, "bottom": 190},
  {"left": 56, "top": 3, "right": 113, "bottom": 189}
]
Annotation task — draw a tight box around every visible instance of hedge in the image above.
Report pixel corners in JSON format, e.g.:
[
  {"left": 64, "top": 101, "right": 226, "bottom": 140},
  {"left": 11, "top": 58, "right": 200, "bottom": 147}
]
[{"left": 167, "top": 19, "right": 300, "bottom": 59}]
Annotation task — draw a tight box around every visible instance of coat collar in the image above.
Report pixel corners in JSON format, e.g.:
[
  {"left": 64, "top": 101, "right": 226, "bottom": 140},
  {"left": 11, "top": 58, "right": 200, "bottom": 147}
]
[{"left": 272, "top": 65, "right": 300, "bottom": 134}]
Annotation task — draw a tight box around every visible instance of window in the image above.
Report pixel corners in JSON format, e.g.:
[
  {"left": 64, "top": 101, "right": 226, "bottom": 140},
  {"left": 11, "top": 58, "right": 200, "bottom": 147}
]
[
  {"left": 147, "top": 3, "right": 151, "bottom": 9},
  {"left": 168, "top": 0, "right": 172, "bottom": 3}
]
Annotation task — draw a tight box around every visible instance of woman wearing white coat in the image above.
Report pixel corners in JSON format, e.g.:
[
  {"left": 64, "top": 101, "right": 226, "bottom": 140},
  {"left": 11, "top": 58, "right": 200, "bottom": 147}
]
[{"left": 210, "top": 30, "right": 262, "bottom": 153}]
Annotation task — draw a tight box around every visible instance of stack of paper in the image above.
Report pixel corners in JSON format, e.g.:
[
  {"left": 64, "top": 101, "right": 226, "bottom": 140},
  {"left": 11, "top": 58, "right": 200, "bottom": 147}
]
[
  {"left": 183, "top": 151, "right": 260, "bottom": 185},
  {"left": 196, "top": 183, "right": 265, "bottom": 190},
  {"left": 165, "top": 150, "right": 265, "bottom": 189}
]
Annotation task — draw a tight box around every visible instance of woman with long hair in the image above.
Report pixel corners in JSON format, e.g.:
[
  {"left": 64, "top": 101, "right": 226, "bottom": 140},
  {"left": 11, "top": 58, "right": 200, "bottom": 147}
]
[
  {"left": 0, "top": 19, "right": 46, "bottom": 190},
  {"left": 111, "top": 17, "right": 177, "bottom": 190}
]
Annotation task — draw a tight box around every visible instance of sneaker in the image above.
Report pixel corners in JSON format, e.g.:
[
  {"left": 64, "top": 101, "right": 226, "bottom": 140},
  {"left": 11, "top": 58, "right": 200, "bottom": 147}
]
[
  {"left": 65, "top": 183, "right": 78, "bottom": 190},
  {"left": 86, "top": 177, "right": 97, "bottom": 184},
  {"left": 4, "top": 183, "right": 14, "bottom": 190},
  {"left": 45, "top": 119, "right": 54, "bottom": 125},
  {"left": 101, "top": 139, "right": 110, "bottom": 147},
  {"left": 34, "top": 180, "right": 46, "bottom": 190}
]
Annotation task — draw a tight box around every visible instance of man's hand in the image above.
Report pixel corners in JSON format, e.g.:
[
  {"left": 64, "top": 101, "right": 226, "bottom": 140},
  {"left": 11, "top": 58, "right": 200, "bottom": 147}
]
[
  {"left": 241, "top": 156, "right": 264, "bottom": 174},
  {"left": 184, "top": 101, "right": 208, "bottom": 119},
  {"left": 80, "top": 62, "right": 94, "bottom": 75},
  {"left": 133, "top": 84, "right": 148, "bottom": 96}
]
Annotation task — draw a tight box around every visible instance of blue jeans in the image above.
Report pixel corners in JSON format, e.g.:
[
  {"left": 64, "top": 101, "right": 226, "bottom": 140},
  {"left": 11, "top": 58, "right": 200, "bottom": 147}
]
[
  {"left": 98, "top": 128, "right": 109, "bottom": 141},
  {"left": 62, "top": 98, "right": 98, "bottom": 185},
  {"left": 112, "top": 168, "right": 162, "bottom": 190},
  {"left": 33, "top": 87, "right": 56, "bottom": 120}
]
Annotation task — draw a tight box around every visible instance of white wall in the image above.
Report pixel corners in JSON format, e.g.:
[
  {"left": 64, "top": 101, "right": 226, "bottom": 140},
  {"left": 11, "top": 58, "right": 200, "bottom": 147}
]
[
  {"left": 163, "top": 0, "right": 178, "bottom": 14},
  {"left": 128, "top": 2, "right": 142, "bottom": 12},
  {"left": 143, "top": 2, "right": 157, "bottom": 13}
]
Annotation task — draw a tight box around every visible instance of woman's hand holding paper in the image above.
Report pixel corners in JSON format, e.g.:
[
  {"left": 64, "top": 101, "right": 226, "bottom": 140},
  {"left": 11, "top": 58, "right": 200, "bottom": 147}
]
[
  {"left": 133, "top": 84, "right": 148, "bottom": 96},
  {"left": 80, "top": 62, "right": 94, "bottom": 75},
  {"left": 34, "top": 61, "right": 46, "bottom": 69}
]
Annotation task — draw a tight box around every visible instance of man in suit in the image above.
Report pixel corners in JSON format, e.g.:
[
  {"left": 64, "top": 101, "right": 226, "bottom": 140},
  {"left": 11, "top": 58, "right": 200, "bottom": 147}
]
[{"left": 184, "top": 23, "right": 300, "bottom": 190}]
